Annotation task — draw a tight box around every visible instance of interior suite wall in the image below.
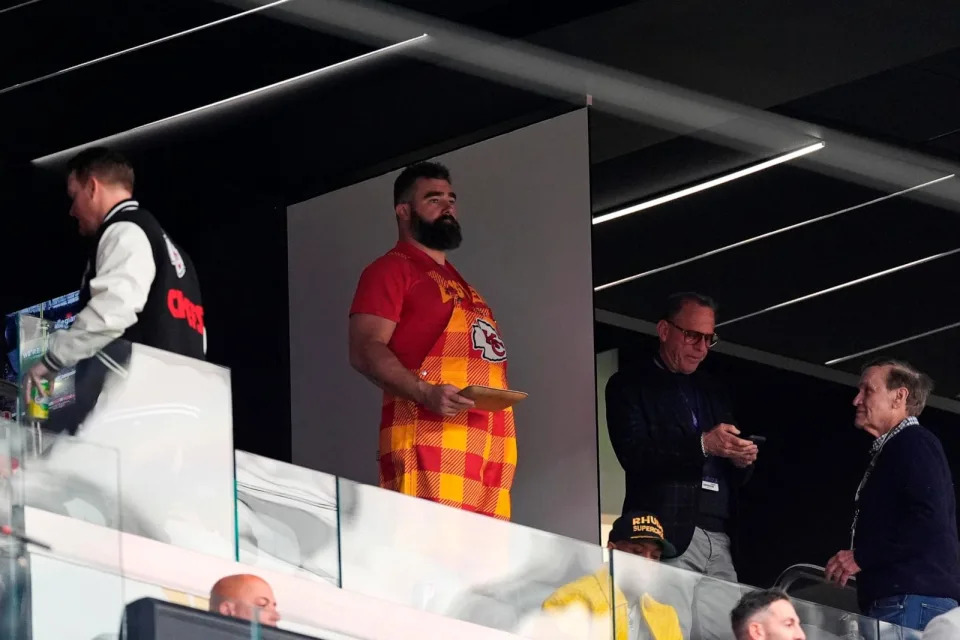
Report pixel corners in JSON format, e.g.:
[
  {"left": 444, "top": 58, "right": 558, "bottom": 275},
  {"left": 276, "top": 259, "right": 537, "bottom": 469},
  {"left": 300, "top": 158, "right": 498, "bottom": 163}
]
[{"left": 287, "top": 110, "right": 599, "bottom": 541}]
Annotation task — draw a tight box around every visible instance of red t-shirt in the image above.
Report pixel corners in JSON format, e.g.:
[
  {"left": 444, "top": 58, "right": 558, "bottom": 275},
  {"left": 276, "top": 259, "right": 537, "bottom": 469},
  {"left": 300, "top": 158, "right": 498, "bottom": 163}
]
[{"left": 350, "top": 242, "right": 474, "bottom": 370}]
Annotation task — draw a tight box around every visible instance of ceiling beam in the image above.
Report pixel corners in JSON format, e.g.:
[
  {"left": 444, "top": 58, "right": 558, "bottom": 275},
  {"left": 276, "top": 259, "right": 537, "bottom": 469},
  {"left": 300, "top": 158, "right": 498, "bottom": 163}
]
[{"left": 213, "top": 0, "right": 960, "bottom": 215}]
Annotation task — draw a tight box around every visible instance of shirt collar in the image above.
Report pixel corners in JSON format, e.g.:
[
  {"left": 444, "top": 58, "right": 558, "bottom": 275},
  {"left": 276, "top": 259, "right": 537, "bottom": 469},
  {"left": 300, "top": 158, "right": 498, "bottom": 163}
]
[
  {"left": 870, "top": 416, "right": 918, "bottom": 454},
  {"left": 653, "top": 353, "right": 693, "bottom": 379},
  {"left": 103, "top": 199, "right": 139, "bottom": 224},
  {"left": 394, "top": 241, "right": 440, "bottom": 265},
  {"left": 394, "top": 241, "right": 463, "bottom": 277}
]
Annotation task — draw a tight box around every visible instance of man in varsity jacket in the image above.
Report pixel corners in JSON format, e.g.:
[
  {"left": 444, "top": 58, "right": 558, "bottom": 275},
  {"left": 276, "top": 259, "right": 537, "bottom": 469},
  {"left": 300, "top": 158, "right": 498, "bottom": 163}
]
[{"left": 25, "top": 147, "right": 205, "bottom": 433}]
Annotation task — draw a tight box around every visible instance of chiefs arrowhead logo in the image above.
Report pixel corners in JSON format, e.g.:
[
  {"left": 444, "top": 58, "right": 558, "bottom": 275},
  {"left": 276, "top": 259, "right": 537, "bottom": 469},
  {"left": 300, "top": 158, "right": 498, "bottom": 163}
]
[
  {"left": 164, "top": 234, "right": 187, "bottom": 279},
  {"left": 471, "top": 318, "right": 507, "bottom": 362}
]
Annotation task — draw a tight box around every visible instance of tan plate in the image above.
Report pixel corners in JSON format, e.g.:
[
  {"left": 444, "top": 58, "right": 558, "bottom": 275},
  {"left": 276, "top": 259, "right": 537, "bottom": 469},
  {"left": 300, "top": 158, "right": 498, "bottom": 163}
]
[{"left": 459, "top": 385, "right": 528, "bottom": 412}]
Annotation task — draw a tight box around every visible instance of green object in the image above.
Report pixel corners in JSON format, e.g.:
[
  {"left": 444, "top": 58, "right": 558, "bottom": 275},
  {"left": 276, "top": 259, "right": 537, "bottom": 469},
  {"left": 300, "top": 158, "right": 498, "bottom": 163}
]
[{"left": 26, "top": 379, "right": 50, "bottom": 420}]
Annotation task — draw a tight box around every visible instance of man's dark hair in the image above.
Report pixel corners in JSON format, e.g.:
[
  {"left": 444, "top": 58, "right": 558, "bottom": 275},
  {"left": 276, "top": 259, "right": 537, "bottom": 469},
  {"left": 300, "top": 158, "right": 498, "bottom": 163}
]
[
  {"left": 393, "top": 161, "right": 451, "bottom": 206},
  {"left": 730, "top": 589, "right": 790, "bottom": 640},
  {"left": 663, "top": 292, "right": 718, "bottom": 321},
  {"left": 863, "top": 358, "right": 934, "bottom": 416},
  {"left": 67, "top": 147, "right": 135, "bottom": 192}
]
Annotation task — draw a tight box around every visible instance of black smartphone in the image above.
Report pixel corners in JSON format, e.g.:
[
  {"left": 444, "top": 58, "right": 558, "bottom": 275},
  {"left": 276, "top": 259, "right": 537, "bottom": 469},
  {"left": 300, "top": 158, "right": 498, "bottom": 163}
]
[{"left": 748, "top": 435, "right": 767, "bottom": 444}]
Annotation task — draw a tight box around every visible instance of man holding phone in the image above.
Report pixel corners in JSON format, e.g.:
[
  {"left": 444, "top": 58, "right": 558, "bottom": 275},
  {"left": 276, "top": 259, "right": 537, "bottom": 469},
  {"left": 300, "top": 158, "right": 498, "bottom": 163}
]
[
  {"left": 606, "top": 292, "right": 757, "bottom": 639},
  {"left": 349, "top": 161, "right": 517, "bottom": 520}
]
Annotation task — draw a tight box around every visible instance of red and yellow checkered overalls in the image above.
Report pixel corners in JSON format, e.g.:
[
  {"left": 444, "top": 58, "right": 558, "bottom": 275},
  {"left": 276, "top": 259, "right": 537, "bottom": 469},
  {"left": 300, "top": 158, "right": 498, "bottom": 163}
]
[{"left": 378, "top": 258, "right": 517, "bottom": 520}]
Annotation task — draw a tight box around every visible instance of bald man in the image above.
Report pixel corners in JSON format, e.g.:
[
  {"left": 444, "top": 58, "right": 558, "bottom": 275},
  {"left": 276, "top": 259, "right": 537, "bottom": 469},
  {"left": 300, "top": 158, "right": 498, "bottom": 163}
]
[{"left": 209, "top": 574, "right": 280, "bottom": 626}]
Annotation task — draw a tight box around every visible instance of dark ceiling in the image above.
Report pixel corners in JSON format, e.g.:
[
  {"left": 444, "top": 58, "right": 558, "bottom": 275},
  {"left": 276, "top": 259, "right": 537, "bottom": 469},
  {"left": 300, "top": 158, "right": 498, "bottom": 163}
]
[
  {"left": 591, "top": 43, "right": 960, "bottom": 399},
  {"left": 4, "top": 0, "right": 960, "bottom": 403}
]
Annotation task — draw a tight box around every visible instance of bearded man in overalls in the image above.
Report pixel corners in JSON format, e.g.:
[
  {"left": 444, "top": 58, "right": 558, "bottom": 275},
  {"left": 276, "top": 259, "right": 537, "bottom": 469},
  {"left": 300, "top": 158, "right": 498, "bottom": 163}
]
[{"left": 349, "top": 162, "right": 517, "bottom": 520}]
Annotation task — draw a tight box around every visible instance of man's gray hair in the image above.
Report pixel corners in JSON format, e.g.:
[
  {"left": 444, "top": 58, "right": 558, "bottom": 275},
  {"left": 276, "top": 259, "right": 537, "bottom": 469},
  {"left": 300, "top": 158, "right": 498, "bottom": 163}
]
[{"left": 864, "top": 358, "right": 934, "bottom": 416}]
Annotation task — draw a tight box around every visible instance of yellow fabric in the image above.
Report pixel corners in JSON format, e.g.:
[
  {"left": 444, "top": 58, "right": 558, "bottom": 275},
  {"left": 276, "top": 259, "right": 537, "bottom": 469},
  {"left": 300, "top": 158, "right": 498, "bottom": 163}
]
[
  {"left": 542, "top": 568, "right": 628, "bottom": 640},
  {"left": 541, "top": 568, "right": 684, "bottom": 640},
  {"left": 641, "top": 593, "right": 684, "bottom": 640},
  {"left": 378, "top": 254, "right": 516, "bottom": 519}
]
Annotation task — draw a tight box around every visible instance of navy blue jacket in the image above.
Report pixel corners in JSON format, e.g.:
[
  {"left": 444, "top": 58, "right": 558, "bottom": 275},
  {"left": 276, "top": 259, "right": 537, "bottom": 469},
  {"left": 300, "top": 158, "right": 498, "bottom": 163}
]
[
  {"left": 853, "top": 424, "right": 960, "bottom": 610},
  {"left": 606, "top": 356, "right": 750, "bottom": 556}
]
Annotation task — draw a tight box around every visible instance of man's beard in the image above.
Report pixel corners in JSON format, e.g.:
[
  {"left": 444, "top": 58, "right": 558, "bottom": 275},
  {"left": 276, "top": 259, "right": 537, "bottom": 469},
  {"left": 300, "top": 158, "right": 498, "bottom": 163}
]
[{"left": 410, "top": 208, "right": 462, "bottom": 251}]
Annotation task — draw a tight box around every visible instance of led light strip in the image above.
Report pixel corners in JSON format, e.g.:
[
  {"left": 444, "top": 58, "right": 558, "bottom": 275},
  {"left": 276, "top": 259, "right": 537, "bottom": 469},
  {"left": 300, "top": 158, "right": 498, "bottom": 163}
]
[
  {"left": 1, "top": 0, "right": 295, "bottom": 97},
  {"left": 31, "top": 35, "right": 429, "bottom": 166},
  {"left": 0, "top": 0, "right": 42, "bottom": 16},
  {"left": 215, "top": 0, "right": 960, "bottom": 218},
  {"left": 594, "top": 174, "right": 955, "bottom": 292},
  {"left": 825, "top": 320, "right": 960, "bottom": 366},
  {"left": 717, "top": 247, "right": 960, "bottom": 328},
  {"left": 591, "top": 141, "right": 825, "bottom": 225}
]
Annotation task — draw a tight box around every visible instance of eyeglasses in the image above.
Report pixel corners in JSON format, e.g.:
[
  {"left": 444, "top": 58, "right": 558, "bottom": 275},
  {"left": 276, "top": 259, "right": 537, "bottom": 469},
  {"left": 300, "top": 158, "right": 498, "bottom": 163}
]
[{"left": 666, "top": 320, "right": 719, "bottom": 348}]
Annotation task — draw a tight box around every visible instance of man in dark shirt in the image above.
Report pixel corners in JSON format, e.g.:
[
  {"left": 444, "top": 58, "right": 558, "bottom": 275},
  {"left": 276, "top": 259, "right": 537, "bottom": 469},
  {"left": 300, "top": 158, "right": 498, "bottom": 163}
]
[
  {"left": 825, "top": 359, "right": 960, "bottom": 631},
  {"left": 606, "top": 292, "right": 757, "bottom": 639}
]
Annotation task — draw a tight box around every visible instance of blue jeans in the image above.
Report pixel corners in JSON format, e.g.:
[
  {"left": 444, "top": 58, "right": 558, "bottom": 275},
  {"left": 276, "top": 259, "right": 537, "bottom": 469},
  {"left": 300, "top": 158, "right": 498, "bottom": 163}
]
[{"left": 867, "top": 594, "right": 958, "bottom": 631}]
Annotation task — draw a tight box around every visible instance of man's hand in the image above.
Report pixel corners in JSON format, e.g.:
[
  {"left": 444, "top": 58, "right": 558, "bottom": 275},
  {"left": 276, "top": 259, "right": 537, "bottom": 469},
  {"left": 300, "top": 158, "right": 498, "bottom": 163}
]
[
  {"left": 702, "top": 423, "right": 757, "bottom": 464},
  {"left": 825, "top": 550, "right": 861, "bottom": 587},
  {"left": 24, "top": 362, "right": 55, "bottom": 405},
  {"left": 418, "top": 382, "right": 475, "bottom": 417},
  {"left": 731, "top": 439, "right": 758, "bottom": 468}
]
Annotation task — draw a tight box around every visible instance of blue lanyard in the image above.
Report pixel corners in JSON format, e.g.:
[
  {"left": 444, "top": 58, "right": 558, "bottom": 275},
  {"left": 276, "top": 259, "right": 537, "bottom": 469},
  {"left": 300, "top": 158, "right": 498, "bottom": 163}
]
[
  {"left": 679, "top": 387, "right": 701, "bottom": 431},
  {"left": 653, "top": 355, "right": 704, "bottom": 431}
]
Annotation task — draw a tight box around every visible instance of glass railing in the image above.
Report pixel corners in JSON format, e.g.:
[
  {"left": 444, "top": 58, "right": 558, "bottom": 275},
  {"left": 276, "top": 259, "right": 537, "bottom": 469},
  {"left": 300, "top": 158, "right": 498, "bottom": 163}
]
[
  {"left": 0, "top": 422, "right": 122, "bottom": 640},
  {"left": 2, "top": 518, "right": 537, "bottom": 640},
  {"left": 0, "top": 418, "right": 25, "bottom": 639},
  {"left": 608, "top": 548, "right": 923, "bottom": 640},
  {"left": 235, "top": 451, "right": 340, "bottom": 587},
  {"left": 11, "top": 320, "right": 237, "bottom": 560},
  {"left": 246, "top": 464, "right": 922, "bottom": 640},
  {"left": 0, "top": 406, "right": 932, "bottom": 640},
  {"left": 0, "top": 315, "right": 928, "bottom": 640},
  {"left": 0, "top": 416, "right": 926, "bottom": 640},
  {"left": 336, "top": 476, "right": 609, "bottom": 637},
  {"left": 28, "top": 549, "right": 126, "bottom": 639}
]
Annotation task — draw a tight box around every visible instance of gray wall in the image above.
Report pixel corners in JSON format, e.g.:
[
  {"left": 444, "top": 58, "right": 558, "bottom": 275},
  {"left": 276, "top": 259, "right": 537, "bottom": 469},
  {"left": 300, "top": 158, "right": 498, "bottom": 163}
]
[
  {"left": 596, "top": 349, "right": 624, "bottom": 523},
  {"left": 287, "top": 110, "right": 598, "bottom": 542}
]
